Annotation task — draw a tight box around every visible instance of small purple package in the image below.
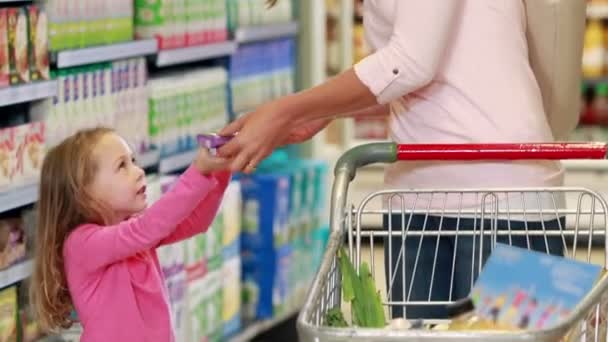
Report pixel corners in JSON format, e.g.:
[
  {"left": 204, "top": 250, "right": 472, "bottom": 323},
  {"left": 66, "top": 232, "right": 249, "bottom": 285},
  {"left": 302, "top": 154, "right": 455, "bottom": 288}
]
[{"left": 197, "top": 134, "right": 234, "bottom": 150}]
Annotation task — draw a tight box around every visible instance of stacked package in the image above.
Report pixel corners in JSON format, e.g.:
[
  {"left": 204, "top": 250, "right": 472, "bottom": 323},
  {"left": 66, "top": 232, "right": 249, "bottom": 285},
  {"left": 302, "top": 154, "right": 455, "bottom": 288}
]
[
  {"left": 229, "top": 38, "right": 295, "bottom": 116},
  {"left": 44, "top": 0, "right": 133, "bottom": 51},
  {"left": 226, "top": 0, "right": 293, "bottom": 32},
  {"left": 154, "top": 174, "right": 243, "bottom": 342},
  {"left": 0, "top": 121, "right": 45, "bottom": 191},
  {"left": 148, "top": 67, "right": 228, "bottom": 158},
  {"left": 239, "top": 157, "right": 330, "bottom": 322},
  {"left": 135, "top": 0, "right": 228, "bottom": 50},
  {"left": 30, "top": 58, "right": 150, "bottom": 153},
  {"left": 1, "top": 5, "right": 51, "bottom": 85}
]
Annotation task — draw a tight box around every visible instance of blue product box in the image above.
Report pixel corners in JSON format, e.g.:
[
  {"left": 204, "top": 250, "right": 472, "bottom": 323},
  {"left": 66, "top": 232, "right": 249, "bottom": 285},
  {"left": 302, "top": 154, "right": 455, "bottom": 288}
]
[
  {"left": 241, "top": 244, "right": 293, "bottom": 321},
  {"left": 240, "top": 172, "right": 291, "bottom": 251}
]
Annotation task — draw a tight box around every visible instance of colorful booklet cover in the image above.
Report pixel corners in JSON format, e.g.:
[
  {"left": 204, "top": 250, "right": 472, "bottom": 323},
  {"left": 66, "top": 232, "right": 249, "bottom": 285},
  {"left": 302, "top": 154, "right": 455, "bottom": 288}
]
[{"left": 471, "top": 244, "right": 602, "bottom": 330}]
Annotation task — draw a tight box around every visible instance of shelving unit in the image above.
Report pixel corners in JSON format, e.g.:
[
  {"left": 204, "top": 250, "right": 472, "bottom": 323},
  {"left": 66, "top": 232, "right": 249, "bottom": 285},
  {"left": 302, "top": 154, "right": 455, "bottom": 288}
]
[
  {"left": 155, "top": 41, "right": 238, "bottom": 67},
  {"left": 0, "top": 260, "right": 33, "bottom": 289},
  {"left": 235, "top": 22, "right": 299, "bottom": 43},
  {"left": 137, "top": 149, "right": 161, "bottom": 169},
  {"left": 0, "top": 182, "right": 38, "bottom": 213},
  {"left": 159, "top": 150, "right": 198, "bottom": 174},
  {"left": 55, "top": 39, "right": 158, "bottom": 68},
  {"left": 0, "top": 1, "right": 310, "bottom": 337},
  {"left": 0, "top": 81, "right": 57, "bottom": 107}
]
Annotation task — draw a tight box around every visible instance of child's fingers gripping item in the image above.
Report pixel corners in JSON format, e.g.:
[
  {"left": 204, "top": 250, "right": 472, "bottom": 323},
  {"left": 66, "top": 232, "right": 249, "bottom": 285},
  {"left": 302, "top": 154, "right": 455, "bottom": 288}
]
[{"left": 193, "top": 146, "right": 230, "bottom": 175}]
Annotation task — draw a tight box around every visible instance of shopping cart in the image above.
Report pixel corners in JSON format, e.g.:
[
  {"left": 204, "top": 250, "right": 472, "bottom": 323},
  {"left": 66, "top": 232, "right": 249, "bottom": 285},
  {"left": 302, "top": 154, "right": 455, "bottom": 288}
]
[{"left": 297, "top": 142, "right": 608, "bottom": 342}]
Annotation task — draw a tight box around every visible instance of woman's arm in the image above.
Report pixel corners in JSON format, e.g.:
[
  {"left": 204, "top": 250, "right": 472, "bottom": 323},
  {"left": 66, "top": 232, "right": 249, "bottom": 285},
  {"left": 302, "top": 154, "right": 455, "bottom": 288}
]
[{"left": 219, "top": 0, "right": 462, "bottom": 172}]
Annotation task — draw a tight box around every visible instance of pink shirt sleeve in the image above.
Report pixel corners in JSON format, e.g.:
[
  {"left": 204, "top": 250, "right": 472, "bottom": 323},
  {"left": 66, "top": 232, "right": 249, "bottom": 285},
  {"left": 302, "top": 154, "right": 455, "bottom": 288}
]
[
  {"left": 158, "top": 170, "right": 232, "bottom": 246},
  {"left": 64, "top": 165, "right": 219, "bottom": 272},
  {"left": 354, "top": 1, "right": 462, "bottom": 104}
]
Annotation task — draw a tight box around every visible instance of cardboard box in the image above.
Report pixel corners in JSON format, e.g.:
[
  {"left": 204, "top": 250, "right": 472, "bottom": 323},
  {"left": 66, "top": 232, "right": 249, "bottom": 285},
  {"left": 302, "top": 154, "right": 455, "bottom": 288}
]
[
  {"left": 222, "top": 257, "right": 241, "bottom": 338},
  {"left": 27, "top": 6, "right": 49, "bottom": 81},
  {"left": 7, "top": 7, "right": 29, "bottom": 85},
  {"left": 0, "top": 128, "right": 14, "bottom": 189},
  {"left": 186, "top": 270, "right": 223, "bottom": 342},
  {"left": 240, "top": 173, "right": 290, "bottom": 251},
  {"left": 222, "top": 180, "right": 242, "bottom": 259},
  {"left": 0, "top": 10, "right": 10, "bottom": 88},
  {"left": 0, "top": 287, "right": 17, "bottom": 342}
]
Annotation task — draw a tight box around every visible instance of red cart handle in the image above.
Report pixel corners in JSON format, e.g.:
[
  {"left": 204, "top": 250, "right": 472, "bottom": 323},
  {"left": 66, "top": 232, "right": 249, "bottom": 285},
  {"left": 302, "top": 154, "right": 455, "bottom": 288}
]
[{"left": 396, "top": 143, "right": 608, "bottom": 161}]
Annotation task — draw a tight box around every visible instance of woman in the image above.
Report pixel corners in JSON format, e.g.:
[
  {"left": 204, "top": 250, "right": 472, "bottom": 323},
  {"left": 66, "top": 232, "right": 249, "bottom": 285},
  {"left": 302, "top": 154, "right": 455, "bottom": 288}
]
[{"left": 219, "top": 1, "right": 582, "bottom": 318}]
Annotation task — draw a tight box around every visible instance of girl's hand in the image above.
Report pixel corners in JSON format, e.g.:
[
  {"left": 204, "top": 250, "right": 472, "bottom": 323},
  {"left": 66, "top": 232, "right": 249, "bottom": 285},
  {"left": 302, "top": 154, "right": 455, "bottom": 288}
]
[{"left": 193, "top": 147, "right": 229, "bottom": 175}]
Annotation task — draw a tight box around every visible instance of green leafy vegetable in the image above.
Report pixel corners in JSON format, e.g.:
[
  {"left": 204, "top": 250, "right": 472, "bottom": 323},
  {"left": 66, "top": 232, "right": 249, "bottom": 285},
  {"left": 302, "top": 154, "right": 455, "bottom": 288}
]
[
  {"left": 325, "top": 307, "right": 349, "bottom": 327},
  {"left": 331, "top": 248, "right": 386, "bottom": 328}
]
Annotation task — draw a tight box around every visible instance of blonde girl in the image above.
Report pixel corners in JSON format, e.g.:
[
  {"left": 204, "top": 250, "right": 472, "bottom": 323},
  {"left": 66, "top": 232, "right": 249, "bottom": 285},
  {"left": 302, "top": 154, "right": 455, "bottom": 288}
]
[{"left": 31, "top": 127, "right": 230, "bottom": 341}]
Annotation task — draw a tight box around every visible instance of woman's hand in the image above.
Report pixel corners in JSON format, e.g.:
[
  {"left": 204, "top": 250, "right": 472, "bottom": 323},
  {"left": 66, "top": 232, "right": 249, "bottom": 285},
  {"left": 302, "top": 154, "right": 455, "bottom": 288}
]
[
  {"left": 279, "top": 118, "right": 332, "bottom": 146},
  {"left": 193, "top": 147, "right": 229, "bottom": 175},
  {"left": 218, "top": 100, "right": 294, "bottom": 173}
]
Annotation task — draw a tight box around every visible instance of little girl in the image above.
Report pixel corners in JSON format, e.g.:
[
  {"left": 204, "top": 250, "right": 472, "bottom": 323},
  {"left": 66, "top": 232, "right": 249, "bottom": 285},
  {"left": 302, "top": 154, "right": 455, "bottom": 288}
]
[{"left": 30, "top": 127, "right": 231, "bottom": 341}]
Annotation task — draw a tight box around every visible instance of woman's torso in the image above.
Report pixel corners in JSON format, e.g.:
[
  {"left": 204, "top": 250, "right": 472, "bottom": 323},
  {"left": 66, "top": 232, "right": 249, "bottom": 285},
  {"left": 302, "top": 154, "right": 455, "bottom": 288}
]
[{"left": 363, "top": 0, "right": 563, "bottom": 209}]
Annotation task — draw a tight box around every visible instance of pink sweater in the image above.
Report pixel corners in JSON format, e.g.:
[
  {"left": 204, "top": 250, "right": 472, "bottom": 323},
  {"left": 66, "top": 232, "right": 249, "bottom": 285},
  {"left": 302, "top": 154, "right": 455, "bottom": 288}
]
[{"left": 63, "top": 166, "right": 231, "bottom": 342}]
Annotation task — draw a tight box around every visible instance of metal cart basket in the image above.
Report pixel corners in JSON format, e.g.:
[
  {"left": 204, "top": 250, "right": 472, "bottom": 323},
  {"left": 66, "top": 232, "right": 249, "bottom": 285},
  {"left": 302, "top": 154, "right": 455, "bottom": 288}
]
[{"left": 297, "top": 142, "right": 608, "bottom": 342}]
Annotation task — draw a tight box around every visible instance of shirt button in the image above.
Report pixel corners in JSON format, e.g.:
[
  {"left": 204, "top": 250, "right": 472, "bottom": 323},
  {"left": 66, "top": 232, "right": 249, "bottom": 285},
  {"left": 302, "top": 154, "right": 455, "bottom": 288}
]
[{"left": 392, "top": 68, "right": 399, "bottom": 75}]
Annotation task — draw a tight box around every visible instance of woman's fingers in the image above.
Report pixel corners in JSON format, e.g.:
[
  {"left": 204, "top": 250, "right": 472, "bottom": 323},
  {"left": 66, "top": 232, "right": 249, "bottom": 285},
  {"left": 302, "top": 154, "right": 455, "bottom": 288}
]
[
  {"left": 229, "top": 148, "right": 255, "bottom": 172},
  {"left": 219, "top": 114, "right": 248, "bottom": 136}
]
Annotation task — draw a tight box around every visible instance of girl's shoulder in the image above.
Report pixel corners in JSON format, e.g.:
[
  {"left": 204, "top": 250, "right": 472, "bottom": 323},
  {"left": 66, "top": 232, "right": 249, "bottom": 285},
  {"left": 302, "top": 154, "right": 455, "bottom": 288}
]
[{"left": 62, "top": 223, "right": 102, "bottom": 256}]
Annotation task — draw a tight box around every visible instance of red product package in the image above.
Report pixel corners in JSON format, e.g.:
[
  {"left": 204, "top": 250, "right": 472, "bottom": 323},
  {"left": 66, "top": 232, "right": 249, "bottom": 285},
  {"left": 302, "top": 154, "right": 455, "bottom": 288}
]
[
  {"left": 0, "top": 9, "right": 10, "bottom": 88},
  {"left": 27, "top": 5, "right": 49, "bottom": 81},
  {"left": 7, "top": 7, "right": 29, "bottom": 85}
]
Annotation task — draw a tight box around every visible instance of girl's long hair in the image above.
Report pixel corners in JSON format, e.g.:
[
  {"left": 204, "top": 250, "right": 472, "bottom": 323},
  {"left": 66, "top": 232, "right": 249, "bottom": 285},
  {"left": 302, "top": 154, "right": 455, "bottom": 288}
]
[{"left": 31, "top": 127, "right": 114, "bottom": 331}]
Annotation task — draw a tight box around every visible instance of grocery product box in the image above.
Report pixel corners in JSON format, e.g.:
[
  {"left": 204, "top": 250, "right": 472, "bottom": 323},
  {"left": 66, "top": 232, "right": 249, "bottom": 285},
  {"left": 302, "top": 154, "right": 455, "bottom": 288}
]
[
  {"left": 0, "top": 127, "right": 14, "bottom": 189},
  {"left": 240, "top": 172, "right": 290, "bottom": 251},
  {"left": 241, "top": 244, "right": 293, "bottom": 321},
  {"left": 176, "top": 0, "right": 188, "bottom": 48},
  {"left": 135, "top": 0, "right": 174, "bottom": 50},
  {"left": 222, "top": 256, "right": 241, "bottom": 338},
  {"left": 8, "top": 7, "right": 30, "bottom": 85},
  {"left": 0, "top": 218, "right": 26, "bottom": 270},
  {"left": 27, "top": 5, "right": 49, "bottom": 81},
  {"left": 471, "top": 244, "right": 602, "bottom": 330},
  {"left": 0, "top": 286, "right": 17, "bottom": 341},
  {"left": 186, "top": 270, "right": 223, "bottom": 342},
  {"left": 222, "top": 180, "right": 242, "bottom": 259},
  {"left": 11, "top": 122, "right": 45, "bottom": 188},
  {"left": 186, "top": 0, "right": 204, "bottom": 46},
  {"left": 0, "top": 9, "right": 9, "bottom": 88},
  {"left": 165, "top": 271, "right": 188, "bottom": 342}
]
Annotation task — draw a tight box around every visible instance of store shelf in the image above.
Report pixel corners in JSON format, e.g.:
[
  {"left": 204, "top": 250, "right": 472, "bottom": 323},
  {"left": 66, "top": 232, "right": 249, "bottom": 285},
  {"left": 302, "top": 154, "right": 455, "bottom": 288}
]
[
  {"left": 228, "top": 307, "right": 301, "bottom": 342},
  {"left": 159, "top": 150, "right": 198, "bottom": 174},
  {"left": 0, "top": 80, "right": 57, "bottom": 107},
  {"left": 588, "top": 3, "right": 608, "bottom": 19},
  {"left": 156, "top": 41, "right": 237, "bottom": 67},
  {"left": 55, "top": 39, "right": 158, "bottom": 68},
  {"left": 137, "top": 149, "right": 161, "bottom": 169},
  {"left": 0, "top": 182, "right": 38, "bottom": 213},
  {"left": 0, "top": 260, "right": 33, "bottom": 288},
  {"left": 235, "top": 22, "right": 299, "bottom": 43}
]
